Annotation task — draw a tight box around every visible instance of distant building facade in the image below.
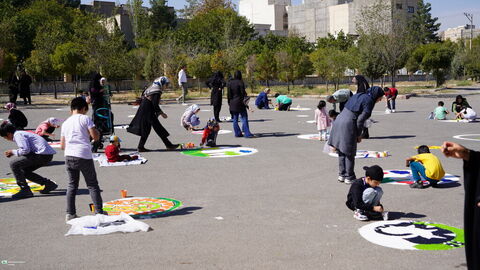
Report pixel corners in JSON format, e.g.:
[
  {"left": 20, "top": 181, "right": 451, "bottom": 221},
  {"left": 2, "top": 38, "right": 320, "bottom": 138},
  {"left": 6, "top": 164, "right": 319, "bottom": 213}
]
[
  {"left": 441, "top": 25, "right": 480, "bottom": 42},
  {"left": 239, "top": 0, "right": 290, "bottom": 36}
]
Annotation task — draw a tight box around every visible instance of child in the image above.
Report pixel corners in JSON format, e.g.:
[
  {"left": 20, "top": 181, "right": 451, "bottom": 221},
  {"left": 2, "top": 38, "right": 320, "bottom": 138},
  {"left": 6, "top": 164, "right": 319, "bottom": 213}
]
[
  {"left": 434, "top": 101, "right": 449, "bottom": 120},
  {"left": 61, "top": 97, "right": 105, "bottom": 220},
  {"left": 35, "top": 117, "right": 61, "bottom": 142},
  {"left": 328, "top": 110, "right": 339, "bottom": 121},
  {"left": 274, "top": 93, "right": 292, "bottom": 111},
  {"left": 384, "top": 87, "right": 398, "bottom": 113},
  {"left": 346, "top": 165, "right": 388, "bottom": 221},
  {"left": 5, "top": 103, "right": 27, "bottom": 130},
  {"left": 181, "top": 104, "right": 201, "bottom": 130},
  {"left": 458, "top": 106, "right": 477, "bottom": 122},
  {"left": 104, "top": 135, "right": 138, "bottom": 163},
  {"left": 201, "top": 118, "right": 220, "bottom": 147},
  {"left": 406, "top": 145, "right": 445, "bottom": 189},
  {"left": 314, "top": 100, "right": 331, "bottom": 141},
  {"left": 0, "top": 122, "right": 58, "bottom": 199}
]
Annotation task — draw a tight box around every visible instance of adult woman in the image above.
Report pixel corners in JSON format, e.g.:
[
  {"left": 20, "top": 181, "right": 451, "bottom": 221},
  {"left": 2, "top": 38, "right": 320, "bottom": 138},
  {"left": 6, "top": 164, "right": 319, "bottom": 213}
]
[
  {"left": 127, "top": 76, "right": 179, "bottom": 152},
  {"left": 352, "top": 75, "right": 370, "bottom": 94},
  {"left": 328, "top": 86, "right": 385, "bottom": 184},
  {"left": 18, "top": 70, "right": 32, "bottom": 105},
  {"left": 452, "top": 95, "right": 471, "bottom": 116},
  {"left": 7, "top": 71, "right": 19, "bottom": 104},
  {"left": 206, "top": 71, "right": 226, "bottom": 122},
  {"left": 227, "top": 71, "right": 253, "bottom": 138}
]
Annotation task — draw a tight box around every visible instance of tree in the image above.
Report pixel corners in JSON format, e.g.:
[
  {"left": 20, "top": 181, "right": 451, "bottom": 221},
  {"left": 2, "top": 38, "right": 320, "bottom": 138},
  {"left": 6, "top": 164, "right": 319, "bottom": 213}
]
[
  {"left": 148, "top": 0, "right": 177, "bottom": 38},
  {"left": 408, "top": 0, "right": 441, "bottom": 44},
  {"left": 188, "top": 53, "right": 212, "bottom": 91},
  {"left": 326, "top": 49, "right": 349, "bottom": 90},
  {"left": 275, "top": 51, "right": 295, "bottom": 93},
  {"left": 245, "top": 55, "right": 257, "bottom": 92},
  {"left": 56, "top": 0, "right": 80, "bottom": 8},
  {"left": 465, "top": 37, "right": 480, "bottom": 80},
  {"left": 357, "top": 37, "right": 387, "bottom": 84},
  {"left": 310, "top": 48, "right": 331, "bottom": 90},
  {"left": 255, "top": 48, "right": 277, "bottom": 87},
  {"left": 410, "top": 42, "right": 456, "bottom": 87},
  {"left": 179, "top": 0, "right": 234, "bottom": 18},
  {"left": 51, "top": 41, "right": 85, "bottom": 79},
  {"left": 127, "top": 0, "right": 149, "bottom": 46},
  {"left": 316, "top": 30, "right": 355, "bottom": 52},
  {"left": 295, "top": 54, "right": 314, "bottom": 87}
]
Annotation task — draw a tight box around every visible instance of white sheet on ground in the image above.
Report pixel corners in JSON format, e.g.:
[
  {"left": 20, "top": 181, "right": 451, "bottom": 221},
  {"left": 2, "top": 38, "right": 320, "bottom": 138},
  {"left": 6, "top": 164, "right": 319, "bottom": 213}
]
[
  {"left": 65, "top": 213, "right": 149, "bottom": 236},
  {"left": 92, "top": 153, "right": 147, "bottom": 167}
]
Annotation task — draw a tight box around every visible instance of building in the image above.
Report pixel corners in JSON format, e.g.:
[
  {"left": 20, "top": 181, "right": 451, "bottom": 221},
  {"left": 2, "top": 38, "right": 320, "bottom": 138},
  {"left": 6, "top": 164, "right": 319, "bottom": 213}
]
[
  {"left": 442, "top": 25, "right": 480, "bottom": 42},
  {"left": 288, "top": 0, "right": 418, "bottom": 42},
  {"left": 239, "top": 0, "right": 290, "bottom": 36}
]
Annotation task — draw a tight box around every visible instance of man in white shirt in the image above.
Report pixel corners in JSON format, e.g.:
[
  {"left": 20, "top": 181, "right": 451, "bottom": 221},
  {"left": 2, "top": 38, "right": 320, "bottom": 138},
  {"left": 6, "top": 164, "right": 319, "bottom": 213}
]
[{"left": 177, "top": 65, "right": 188, "bottom": 104}]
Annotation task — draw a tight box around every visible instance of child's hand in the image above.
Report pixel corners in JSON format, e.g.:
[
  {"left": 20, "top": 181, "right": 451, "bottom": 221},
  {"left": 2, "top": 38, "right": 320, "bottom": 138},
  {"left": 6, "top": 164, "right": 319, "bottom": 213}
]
[
  {"left": 4, "top": 150, "right": 13, "bottom": 158},
  {"left": 373, "top": 205, "right": 383, "bottom": 212}
]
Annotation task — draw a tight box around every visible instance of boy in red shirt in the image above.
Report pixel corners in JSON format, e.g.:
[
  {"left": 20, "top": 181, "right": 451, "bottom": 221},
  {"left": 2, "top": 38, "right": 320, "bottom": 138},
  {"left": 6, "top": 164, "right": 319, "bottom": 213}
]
[
  {"left": 384, "top": 87, "right": 398, "bottom": 113},
  {"left": 201, "top": 119, "right": 220, "bottom": 147},
  {"left": 105, "top": 135, "right": 138, "bottom": 162}
]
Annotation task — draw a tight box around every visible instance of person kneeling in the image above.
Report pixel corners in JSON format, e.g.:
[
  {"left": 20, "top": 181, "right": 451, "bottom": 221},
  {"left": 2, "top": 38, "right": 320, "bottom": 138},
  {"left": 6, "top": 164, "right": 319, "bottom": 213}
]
[
  {"left": 346, "top": 165, "right": 388, "bottom": 221},
  {"left": 406, "top": 145, "right": 445, "bottom": 189},
  {"left": 105, "top": 135, "right": 138, "bottom": 163},
  {"left": 201, "top": 119, "right": 220, "bottom": 147}
]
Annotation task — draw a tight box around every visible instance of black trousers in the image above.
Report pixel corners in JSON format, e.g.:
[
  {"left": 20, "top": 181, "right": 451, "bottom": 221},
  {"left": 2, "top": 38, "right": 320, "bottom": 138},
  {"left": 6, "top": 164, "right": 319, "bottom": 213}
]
[
  {"left": 278, "top": 102, "right": 292, "bottom": 111},
  {"left": 138, "top": 119, "right": 173, "bottom": 148},
  {"left": 213, "top": 105, "right": 221, "bottom": 121}
]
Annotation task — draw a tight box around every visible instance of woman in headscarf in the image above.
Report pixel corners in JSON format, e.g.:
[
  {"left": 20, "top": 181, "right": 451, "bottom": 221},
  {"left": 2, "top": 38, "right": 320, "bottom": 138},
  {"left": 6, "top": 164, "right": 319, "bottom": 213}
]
[
  {"left": 452, "top": 95, "right": 471, "bottom": 116},
  {"left": 206, "top": 71, "right": 226, "bottom": 122},
  {"left": 18, "top": 70, "right": 32, "bottom": 105},
  {"left": 328, "top": 86, "right": 385, "bottom": 184},
  {"left": 353, "top": 75, "right": 370, "bottom": 94},
  {"left": 227, "top": 70, "right": 254, "bottom": 138},
  {"left": 127, "top": 76, "right": 179, "bottom": 152},
  {"left": 88, "top": 73, "right": 105, "bottom": 123},
  {"left": 180, "top": 104, "right": 201, "bottom": 130}
]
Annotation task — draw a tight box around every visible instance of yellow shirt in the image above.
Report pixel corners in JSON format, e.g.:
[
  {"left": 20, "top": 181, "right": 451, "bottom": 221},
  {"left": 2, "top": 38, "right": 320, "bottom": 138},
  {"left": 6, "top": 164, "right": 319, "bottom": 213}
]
[{"left": 413, "top": 153, "right": 445, "bottom": 180}]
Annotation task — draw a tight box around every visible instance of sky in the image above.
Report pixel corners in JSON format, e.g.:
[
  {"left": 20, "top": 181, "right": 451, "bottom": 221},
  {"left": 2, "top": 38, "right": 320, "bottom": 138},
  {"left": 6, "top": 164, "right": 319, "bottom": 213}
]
[{"left": 81, "top": 0, "right": 480, "bottom": 31}]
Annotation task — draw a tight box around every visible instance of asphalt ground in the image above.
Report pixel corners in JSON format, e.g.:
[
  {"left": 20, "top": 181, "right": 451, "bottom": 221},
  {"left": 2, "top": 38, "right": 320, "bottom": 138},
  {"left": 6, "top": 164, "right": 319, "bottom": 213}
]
[{"left": 1, "top": 94, "right": 479, "bottom": 270}]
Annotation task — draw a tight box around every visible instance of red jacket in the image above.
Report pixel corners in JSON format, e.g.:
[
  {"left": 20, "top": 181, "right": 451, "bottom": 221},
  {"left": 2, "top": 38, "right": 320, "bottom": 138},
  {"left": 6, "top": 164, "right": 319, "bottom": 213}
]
[{"left": 105, "top": 144, "right": 120, "bottom": 162}]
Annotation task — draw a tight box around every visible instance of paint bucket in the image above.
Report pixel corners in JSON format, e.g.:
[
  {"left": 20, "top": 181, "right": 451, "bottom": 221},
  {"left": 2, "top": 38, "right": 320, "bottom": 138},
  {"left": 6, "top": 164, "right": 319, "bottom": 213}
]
[
  {"left": 89, "top": 203, "right": 95, "bottom": 213},
  {"left": 120, "top": 190, "right": 127, "bottom": 198}
]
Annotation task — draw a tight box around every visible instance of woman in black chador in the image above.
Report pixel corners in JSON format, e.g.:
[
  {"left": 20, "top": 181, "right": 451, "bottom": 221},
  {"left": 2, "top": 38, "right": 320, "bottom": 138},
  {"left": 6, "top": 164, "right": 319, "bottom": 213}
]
[
  {"left": 206, "top": 71, "right": 226, "bottom": 122},
  {"left": 127, "top": 76, "right": 179, "bottom": 152}
]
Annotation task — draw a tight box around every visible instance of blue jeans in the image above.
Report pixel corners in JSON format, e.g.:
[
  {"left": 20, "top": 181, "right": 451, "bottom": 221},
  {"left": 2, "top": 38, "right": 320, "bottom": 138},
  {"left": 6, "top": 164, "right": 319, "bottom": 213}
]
[
  {"left": 410, "top": 161, "right": 438, "bottom": 185},
  {"left": 232, "top": 110, "right": 253, "bottom": 137}
]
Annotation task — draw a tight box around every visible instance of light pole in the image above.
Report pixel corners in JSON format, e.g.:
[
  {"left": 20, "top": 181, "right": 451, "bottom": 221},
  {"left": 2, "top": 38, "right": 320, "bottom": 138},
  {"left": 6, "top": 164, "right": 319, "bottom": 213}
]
[{"left": 464, "top": 13, "right": 473, "bottom": 50}]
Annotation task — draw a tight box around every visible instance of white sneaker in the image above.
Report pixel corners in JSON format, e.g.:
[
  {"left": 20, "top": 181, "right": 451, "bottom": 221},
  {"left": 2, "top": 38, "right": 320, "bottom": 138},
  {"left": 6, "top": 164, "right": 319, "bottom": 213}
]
[
  {"left": 385, "top": 109, "right": 391, "bottom": 114},
  {"left": 382, "top": 211, "right": 389, "bottom": 221},
  {"left": 344, "top": 178, "right": 354, "bottom": 184},
  {"left": 392, "top": 110, "right": 396, "bottom": 113},
  {"left": 337, "top": 176, "right": 345, "bottom": 182},
  {"left": 65, "top": 214, "right": 78, "bottom": 222},
  {"left": 354, "top": 209, "right": 369, "bottom": 221}
]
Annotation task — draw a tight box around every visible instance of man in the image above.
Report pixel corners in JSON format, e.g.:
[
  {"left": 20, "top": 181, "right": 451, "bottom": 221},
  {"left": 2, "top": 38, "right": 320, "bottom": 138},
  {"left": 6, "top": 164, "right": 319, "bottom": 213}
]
[
  {"left": 255, "top": 88, "right": 271, "bottom": 109},
  {"left": 177, "top": 65, "right": 188, "bottom": 104},
  {"left": 326, "top": 89, "right": 353, "bottom": 112},
  {"left": 0, "top": 122, "right": 57, "bottom": 199}
]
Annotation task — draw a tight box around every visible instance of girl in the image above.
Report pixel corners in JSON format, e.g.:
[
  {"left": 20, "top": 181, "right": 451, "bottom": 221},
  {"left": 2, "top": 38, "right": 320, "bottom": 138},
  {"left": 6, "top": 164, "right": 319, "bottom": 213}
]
[
  {"left": 35, "top": 117, "right": 61, "bottom": 142},
  {"left": 181, "top": 104, "right": 201, "bottom": 130},
  {"left": 5, "top": 102, "right": 27, "bottom": 130},
  {"left": 452, "top": 95, "right": 471, "bottom": 117},
  {"left": 314, "top": 100, "right": 331, "bottom": 141}
]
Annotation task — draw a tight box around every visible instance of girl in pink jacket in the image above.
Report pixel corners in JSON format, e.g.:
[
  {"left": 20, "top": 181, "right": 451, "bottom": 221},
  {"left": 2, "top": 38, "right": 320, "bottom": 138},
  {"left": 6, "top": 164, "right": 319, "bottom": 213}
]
[{"left": 314, "top": 100, "right": 331, "bottom": 141}]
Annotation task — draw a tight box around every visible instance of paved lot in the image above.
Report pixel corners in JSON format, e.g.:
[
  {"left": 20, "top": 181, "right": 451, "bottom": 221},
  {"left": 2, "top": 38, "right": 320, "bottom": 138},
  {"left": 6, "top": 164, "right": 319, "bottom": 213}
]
[{"left": 1, "top": 94, "right": 479, "bottom": 269}]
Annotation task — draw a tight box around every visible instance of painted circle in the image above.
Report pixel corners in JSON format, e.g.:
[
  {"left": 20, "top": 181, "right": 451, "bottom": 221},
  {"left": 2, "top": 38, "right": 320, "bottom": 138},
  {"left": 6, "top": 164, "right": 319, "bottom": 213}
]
[
  {"left": 114, "top": 125, "right": 129, "bottom": 129},
  {"left": 0, "top": 178, "right": 44, "bottom": 198},
  {"left": 297, "top": 134, "right": 325, "bottom": 140},
  {"left": 103, "top": 197, "right": 182, "bottom": 218},
  {"left": 441, "top": 119, "right": 478, "bottom": 123},
  {"left": 382, "top": 170, "right": 459, "bottom": 185},
  {"left": 329, "top": 150, "right": 389, "bottom": 159},
  {"left": 289, "top": 107, "right": 311, "bottom": 111},
  {"left": 296, "top": 115, "right": 309, "bottom": 118},
  {"left": 191, "top": 130, "right": 232, "bottom": 135},
  {"left": 359, "top": 220, "right": 464, "bottom": 250},
  {"left": 306, "top": 120, "right": 316, "bottom": 123},
  {"left": 181, "top": 147, "right": 258, "bottom": 158},
  {"left": 453, "top": 134, "right": 480, "bottom": 142}
]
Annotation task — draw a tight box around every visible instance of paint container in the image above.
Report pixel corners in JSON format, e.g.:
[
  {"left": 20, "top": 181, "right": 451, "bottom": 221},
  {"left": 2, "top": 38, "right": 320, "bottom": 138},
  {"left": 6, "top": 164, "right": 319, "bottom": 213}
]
[
  {"left": 89, "top": 203, "right": 95, "bottom": 213},
  {"left": 120, "top": 190, "right": 127, "bottom": 198}
]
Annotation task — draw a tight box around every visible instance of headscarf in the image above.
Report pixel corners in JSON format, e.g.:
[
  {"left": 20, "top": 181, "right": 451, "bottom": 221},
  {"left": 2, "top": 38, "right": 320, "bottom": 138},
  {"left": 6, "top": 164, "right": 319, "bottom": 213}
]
[
  {"left": 354, "top": 75, "right": 370, "bottom": 93},
  {"left": 144, "top": 76, "right": 169, "bottom": 97},
  {"left": 90, "top": 73, "right": 103, "bottom": 91},
  {"left": 367, "top": 86, "right": 385, "bottom": 101},
  {"left": 344, "top": 86, "right": 384, "bottom": 114},
  {"left": 233, "top": 70, "right": 242, "bottom": 80},
  {"left": 4, "top": 103, "right": 16, "bottom": 110},
  {"left": 47, "top": 117, "right": 61, "bottom": 126},
  {"left": 186, "top": 104, "right": 200, "bottom": 113}
]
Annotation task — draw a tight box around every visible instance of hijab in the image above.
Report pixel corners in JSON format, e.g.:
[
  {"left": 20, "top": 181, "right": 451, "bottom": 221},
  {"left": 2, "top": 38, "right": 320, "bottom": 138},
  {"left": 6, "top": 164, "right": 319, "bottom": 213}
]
[
  {"left": 90, "top": 73, "right": 103, "bottom": 91},
  {"left": 355, "top": 75, "right": 370, "bottom": 93}
]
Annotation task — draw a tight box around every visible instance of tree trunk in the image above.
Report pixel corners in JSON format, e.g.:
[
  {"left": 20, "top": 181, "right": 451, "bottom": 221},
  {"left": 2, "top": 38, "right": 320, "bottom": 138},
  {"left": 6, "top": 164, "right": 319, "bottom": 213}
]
[
  {"left": 53, "top": 79, "right": 57, "bottom": 99},
  {"left": 287, "top": 82, "right": 290, "bottom": 93},
  {"left": 198, "top": 78, "right": 201, "bottom": 93},
  {"left": 391, "top": 69, "right": 396, "bottom": 88},
  {"left": 266, "top": 80, "right": 269, "bottom": 87}
]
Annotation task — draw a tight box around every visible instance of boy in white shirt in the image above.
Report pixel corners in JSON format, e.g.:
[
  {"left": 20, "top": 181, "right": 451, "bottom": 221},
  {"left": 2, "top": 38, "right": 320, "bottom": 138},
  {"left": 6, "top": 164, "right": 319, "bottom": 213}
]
[{"left": 61, "top": 97, "right": 105, "bottom": 221}]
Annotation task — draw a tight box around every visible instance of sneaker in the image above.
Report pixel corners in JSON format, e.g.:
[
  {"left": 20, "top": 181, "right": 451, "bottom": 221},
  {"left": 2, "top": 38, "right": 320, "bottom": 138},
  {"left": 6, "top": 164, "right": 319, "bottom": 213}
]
[
  {"left": 392, "top": 109, "right": 396, "bottom": 113},
  {"left": 337, "top": 176, "right": 345, "bottom": 183},
  {"left": 409, "top": 181, "right": 426, "bottom": 189},
  {"left": 354, "top": 209, "right": 369, "bottom": 221},
  {"left": 137, "top": 147, "right": 151, "bottom": 152},
  {"left": 11, "top": 189, "right": 34, "bottom": 199},
  {"left": 385, "top": 109, "right": 391, "bottom": 114},
  {"left": 65, "top": 214, "right": 78, "bottom": 222},
  {"left": 344, "top": 179, "right": 354, "bottom": 184},
  {"left": 382, "top": 211, "right": 389, "bottom": 221},
  {"left": 40, "top": 181, "right": 58, "bottom": 194}
]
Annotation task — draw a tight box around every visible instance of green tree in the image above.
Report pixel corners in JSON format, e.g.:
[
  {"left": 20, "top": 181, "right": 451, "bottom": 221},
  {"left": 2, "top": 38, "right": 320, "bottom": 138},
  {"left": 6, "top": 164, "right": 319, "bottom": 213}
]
[
  {"left": 310, "top": 48, "right": 331, "bottom": 90},
  {"left": 148, "top": 0, "right": 177, "bottom": 38},
  {"left": 255, "top": 48, "right": 277, "bottom": 87},
  {"left": 464, "top": 37, "right": 480, "bottom": 80},
  {"left": 188, "top": 53, "right": 212, "bottom": 91},
  {"left": 51, "top": 41, "right": 85, "bottom": 78},
  {"left": 275, "top": 51, "right": 295, "bottom": 93},
  {"left": 179, "top": 0, "right": 234, "bottom": 18},
  {"left": 408, "top": 0, "right": 441, "bottom": 44},
  {"left": 316, "top": 30, "right": 355, "bottom": 51},
  {"left": 410, "top": 42, "right": 456, "bottom": 86},
  {"left": 295, "top": 54, "right": 314, "bottom": 87}
]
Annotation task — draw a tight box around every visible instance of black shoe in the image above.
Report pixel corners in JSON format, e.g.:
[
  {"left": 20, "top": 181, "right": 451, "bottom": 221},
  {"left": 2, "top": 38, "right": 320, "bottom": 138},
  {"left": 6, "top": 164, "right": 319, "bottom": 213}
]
[
  {"left": 137, "top": 147, "right": 151, "bottom": 152},
  {"left": 12, "top": 189, "right": 34, "bottom": 199},
  {"left": 409, "top": 182, "right": 426, "bottom": 189},
  {"left": 166, "top": 144, "right": 180, "bottom": 151},
  {"left": 40, "top": 181, "right": 58, "bottom": 194}
]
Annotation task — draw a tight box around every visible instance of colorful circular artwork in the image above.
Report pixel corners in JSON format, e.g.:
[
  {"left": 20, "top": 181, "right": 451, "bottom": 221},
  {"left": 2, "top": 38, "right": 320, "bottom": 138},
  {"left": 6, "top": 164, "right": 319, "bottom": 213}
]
[
  {"left": 329, "top": 150, "right": 389, "bottom": 159},
  {"left": 382, "top": 170, "right": 459, "bottom": 185},
  {"left": 453, "top": 134, "right": 480, "bottom": 142},
  {"left": 359, "top": 220, "right": 464, "bottom": 250},
  {"left": 191, "top": 130, "right": 232, "bottom": 135},
  {"left": 181, "top": 147, "right": 258, "bottom": 158},
  {"left": 102, "top": 197, "right": 182, "bottom": 218},
  {"left": 0, "top": 178, "right": 44, "bottom": 198}
]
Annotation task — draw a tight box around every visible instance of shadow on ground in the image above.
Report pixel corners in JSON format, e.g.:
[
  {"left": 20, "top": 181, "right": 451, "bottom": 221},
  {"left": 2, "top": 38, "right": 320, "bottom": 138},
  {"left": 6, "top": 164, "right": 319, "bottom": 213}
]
[
  {"left": 370, "top": 135, "right": 416, "bottom": 139},
  {"left": 0, "top": 188, "right": 92, "bottom": 203},
  {"left": 256, "top": 132, "right": 300, "bottom": 138},
  {"left": 388, "top": 211, "right": 427, "bottom": 220},
  {"left": 138, "top": 206, "right": 203, "bottom": 219}
]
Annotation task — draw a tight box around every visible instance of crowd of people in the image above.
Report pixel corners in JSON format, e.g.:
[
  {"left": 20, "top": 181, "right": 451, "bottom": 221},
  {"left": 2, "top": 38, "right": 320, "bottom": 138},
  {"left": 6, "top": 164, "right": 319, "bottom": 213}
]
[{"left": 1, "top": 71, "right": 478, "bottom": 270}]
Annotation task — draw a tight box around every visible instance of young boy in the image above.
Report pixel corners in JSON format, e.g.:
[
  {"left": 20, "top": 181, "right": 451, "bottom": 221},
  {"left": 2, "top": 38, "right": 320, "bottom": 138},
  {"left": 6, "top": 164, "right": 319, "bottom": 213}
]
[
  {"left": 104, "top": 135, "right": 138, "bottom": 163},
  {"left": 61, "top": 97, "right": 105, "bottom": 220},
  {"left": 0, "top": 122, "right": 58, "bottom": 198},
  {"left": 201, "top": 118, "right": 220, "bottom": 147},
  {"left": 346, "top": 165, "right": 388, "bottom": 221},
  {"left": 406, "top": 145, "right": 445, "bottom": 189},
  {"left": 434, "top": 101, "right": 449, "bottom": 120}
]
